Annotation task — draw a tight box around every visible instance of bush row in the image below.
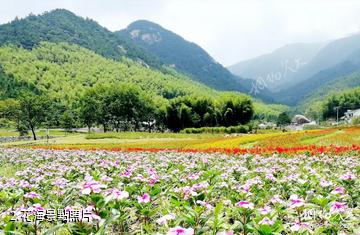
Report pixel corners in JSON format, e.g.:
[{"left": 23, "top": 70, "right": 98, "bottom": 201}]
[{"left": 181, "top": 124, "right": 252, "bottom": 134}]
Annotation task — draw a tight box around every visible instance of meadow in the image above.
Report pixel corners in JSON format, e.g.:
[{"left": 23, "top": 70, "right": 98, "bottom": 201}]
[{"left": 0, "top": 127, "right": 359, "bottom": 234}]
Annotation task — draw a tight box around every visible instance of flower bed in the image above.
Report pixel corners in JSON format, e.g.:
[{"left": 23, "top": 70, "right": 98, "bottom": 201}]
[{"left": 0, "top": 148, "right": 359, "bottom": 234}]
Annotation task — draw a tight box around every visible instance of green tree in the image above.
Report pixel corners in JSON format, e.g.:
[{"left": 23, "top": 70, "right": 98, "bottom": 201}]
[
  {"left": 277, "top": 112, "right": 291, "bottom": 127},
  {"left": 61, "top": 110, "right": 76, "bottom": 133},
  {"left": 17, "top": 93, "right": 50, "bottom": 140},
  {"left": 79, "top": 88, "right": 100, "bottom": 132}
]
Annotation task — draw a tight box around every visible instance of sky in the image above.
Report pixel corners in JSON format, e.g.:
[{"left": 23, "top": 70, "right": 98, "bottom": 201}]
[{"left": 0, "top": 0, "right": 360, "bottom": 66}]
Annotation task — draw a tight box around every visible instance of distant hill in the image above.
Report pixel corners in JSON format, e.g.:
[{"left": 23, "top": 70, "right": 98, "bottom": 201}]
[
  {"left": 116, "top": 20, "right": 263, "bottom": 96},
  {"left": 0, "top": 9, "right": 162, "bottom": 68},
  {"left": 274, "top": 49, "right": 360, "bottom": 105},
  {"left": 278, "top": 32, "right": 360, "bottom": 91},
  {"left": 228, "top": 42, "right": 326, "bottom": 90},
  {"left": 297, "top": 70, "right": 360, "bottom": 113}
]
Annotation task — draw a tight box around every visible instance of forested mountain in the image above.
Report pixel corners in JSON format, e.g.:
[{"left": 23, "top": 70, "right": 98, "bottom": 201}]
[
  {"left": 116, "top": 20, "right": 258, "bottom": 95},
  {"left": 298, "top": 71, "right": 360, "bottom": 116},
  {"left": 228, "top": 42, "right": 326, "bottom": 90},
  {"left": 0, "top": 9, "right": 162, "bottom": 69},
  {"left": 0, "top": 42, "right": 219, "bottom": 102},
  {"left": 0, "top": 42, "right": 288, "bottom": 134},
  {"left": 0, "top": 10, "right": 278, "bottom": 102}
]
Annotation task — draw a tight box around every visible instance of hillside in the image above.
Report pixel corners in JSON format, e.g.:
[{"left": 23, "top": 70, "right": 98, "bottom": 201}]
[
  {"left": 228, "top": 42, "right": 326, "bottom": 90},
  {"left": 116, "top": 20, "right": 260, "bottom": 95},
  {"left": 0, "top": 9, "right": 162, "bottom": 69},
  {"left": 274, "top": 58, "right": 360, "bottom": 105},
  {"left": 281, "top": 32, "right": 360, "bottom": 90},
  {"left": 0, "top": 42, "right": 218, "bottom": 102},
  {"left": 298, "top": 71, "right": 360, "bottom": 114}
]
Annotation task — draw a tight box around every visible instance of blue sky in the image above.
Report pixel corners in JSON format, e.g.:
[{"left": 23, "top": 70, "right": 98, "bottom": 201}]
[{"left": 1, "top": 0, "right": 360, "bottom": 65}]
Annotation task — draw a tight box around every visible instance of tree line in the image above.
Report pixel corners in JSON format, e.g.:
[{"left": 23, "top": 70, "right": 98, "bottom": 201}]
[{"left": 0, "top": 84, "right": 254, "bottom": 140}]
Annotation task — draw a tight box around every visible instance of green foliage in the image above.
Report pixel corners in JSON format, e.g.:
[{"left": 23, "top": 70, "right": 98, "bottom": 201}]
[
  {"left": 0, "top": 42, "right": 218, "bottom": 103},
  {"left": 0, "top": 9, "right": 162, "bottom": 69},
  {"left": 253, "top": 102, "right": 289, "bottom": 121},
  {"left": 321, "top": 87, "right": 360, "bottom": 119},
  {"left": 276, "top": 112, "right": 291, "bottom": 126},
  {"left": 299, "top": 71, "right": 360, "bottom": 114},
  {"left": 0, "top": 42, "right": 287, "bottom": 133},
  {"left": 181, "top": 125, "right": 251, "bottom": 134},
  {"left": 60, "top": 110, "right": 77, "bottom": 132},
  {"left": 16, "top": 93, "right": 51, "bottom": 140},
  {"left": 352, "top": 116, "right": 360, "bottom": 125}
]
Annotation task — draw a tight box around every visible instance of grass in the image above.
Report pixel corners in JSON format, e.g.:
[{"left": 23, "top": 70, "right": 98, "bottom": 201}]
[
  {"left": 85, "top": 131, "right": 223, "bottom": 140},
  {"left": 0, "top": 163, "right": 20, "bottom": 178},
  {"left": 0, "top": 129, "right": 19, "bottom": 137},
  {"left": 0, "top": 128, "right": 72, "bottom": 137}
]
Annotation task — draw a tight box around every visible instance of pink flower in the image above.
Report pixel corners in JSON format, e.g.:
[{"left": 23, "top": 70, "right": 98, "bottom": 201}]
[
  {"left": 340, "top": 172, "right": 356, "bottom": 181},
  {"left": 79, "top": 177, "right": 106, "bottom": 195},
  {"left": 52, "top": 178, "right": 68, "bottom": 188},
  {"left": 156, "top": 214, "right": 176, "bottom": 225},
  {"left": 120, "top": 170, "right": 132, "bottom": 178},
  {"left": 259, "top": 217, "right": 274, "bottom": 226},
  {"left": 320, "top": 180, "right": 332, "bottom": 187},
  {"left": 29, "top": 203, "right": 44, "bottom": 212},
  {"left": 83, "top": 206, "right": 102, "bottom": 221},
  {"left": 19, "top": 180, "right": 32, "bottom": 189},
  {"left": 236, "top": 201, "right": 254, "bottom": 209},
  {"left": 196, "top": 200, "right": 213, "bottom": 210},
  {"left": 330, "top": 202, "right": 347, "bottom": 214},
  {"left": 101, "top": 175, "right": 113, "bottom": 182},
  {"left": 270, "top": 195, "right": 284, "bottom": 205},
  {"left": 331, "top": 187, "right": 345, "bottom": 195},
  {"left": 290, "top": 221, "right": 309, "bottom": 232},
  {"left": 138, "top": 193, "right": 151, "bottom": 204},
  {"left": 109, "top": 189, "right": 129, "bottom": 200},
  {"left": 167, "top": 226, "right": 194, "bottom": 235},
  {"left": 288, "top": 195, "right": 305, "bottom": 209},
  {"left": 216, "top": 231, "right": 234, "bottom": 235},
  {"left": 259, "top": 205, "right": 272, "bottom": 215},
  {"left": 24, "top": 191, "right": 41, "bottom": 199}
]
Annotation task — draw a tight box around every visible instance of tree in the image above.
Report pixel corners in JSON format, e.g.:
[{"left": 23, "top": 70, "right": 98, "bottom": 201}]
[
  {"left": 17, "top": 93, "right": 50, "bottom": 140},
  {"left": 79, "top": 88, "right": 100, "bottom": 132},
  {"left": 277, "top": 112, "right": 291, "bottom": 127},
  {"left": 61, "top": 110, "right": 76, "bottom": 133},
  {"left": 219, "top": 94, "right": 254, "bottom": 126}
]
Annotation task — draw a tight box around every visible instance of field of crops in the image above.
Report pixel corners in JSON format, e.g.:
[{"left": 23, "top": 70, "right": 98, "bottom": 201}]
[
  {"left": 0, "top": 148, "right": 359, "bottom": 234},
  {"left": 1, "top": 127, "right": 358, "bottom": 150}
]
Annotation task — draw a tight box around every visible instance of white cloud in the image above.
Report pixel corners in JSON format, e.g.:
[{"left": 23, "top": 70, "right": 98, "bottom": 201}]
[{"left": 0, "top": 0, "right": 359, "bottom": 65}]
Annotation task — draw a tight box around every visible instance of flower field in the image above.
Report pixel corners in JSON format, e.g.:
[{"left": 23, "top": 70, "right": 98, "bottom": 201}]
[{"left": 0, "top": 148, "right": 359, "bottom": 234}]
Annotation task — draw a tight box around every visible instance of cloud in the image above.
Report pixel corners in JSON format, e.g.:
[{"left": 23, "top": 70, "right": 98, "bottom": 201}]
[{"left": 0, "top": 0, "right": 359, "bottom": 65}]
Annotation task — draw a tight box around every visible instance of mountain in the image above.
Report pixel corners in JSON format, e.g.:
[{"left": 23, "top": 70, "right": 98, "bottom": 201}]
[
  {"left": 116, "top": 20, "right": 260, "bottom": 96},
  {"left": 0, "top": 42, "right": 287, "bottom": 121},
  {"left": 298, "top": 70, "right": 360, "bottom": 113},
  {"left": 0, "top": 42, "right": 220, "bottom": 101},
  {"left": 0, "top": 9, "right": 162, "bottom": 69},
  {"left": 0, "top": 10, "right": 275, "bottom": 102},
  {"left": 228, "top": 42, "right": 326, "bottom": 90},
  {"left": 280, "top": 32, "right": 360, "bottom": 90},
  {"left": 274, "top": 48, "right": 360, "bottom": 105}
]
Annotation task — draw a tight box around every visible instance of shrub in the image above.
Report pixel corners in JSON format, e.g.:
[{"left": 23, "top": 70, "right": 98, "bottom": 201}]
[
  {"left": 352, "top": 116, "right": 360, "bottom": 125},
  {"left": 181, "top": 125, "right": 251, "bottom": 134}
]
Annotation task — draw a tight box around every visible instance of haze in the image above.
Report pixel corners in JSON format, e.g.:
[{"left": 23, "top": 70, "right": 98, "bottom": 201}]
[{"left": 1, "top": 0, "right": 360, "bottom": 66}]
